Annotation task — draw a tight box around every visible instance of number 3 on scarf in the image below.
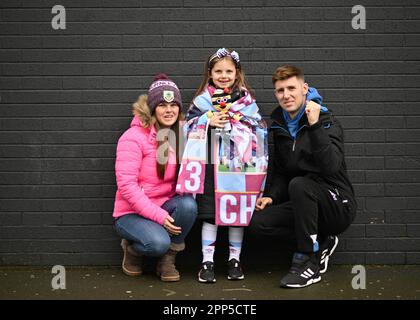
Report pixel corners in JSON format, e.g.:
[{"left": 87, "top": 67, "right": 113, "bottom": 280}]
[{"left": 176, "top": 160, "right": 205, "bottom": 194}]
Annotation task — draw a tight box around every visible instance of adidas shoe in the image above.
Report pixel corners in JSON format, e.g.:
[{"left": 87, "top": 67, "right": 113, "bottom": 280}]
[
  {"left": 227, "top": 258, "right": 244, "bottom": 280},
  {"left": 319, "top": 236, "right": 339, "bottom": 274},
  {"left": 198, "top": 261, "right": 216, "bottom": 283},
  {"left": 280, "top": 253, "right": 321, "bottom": 288}
]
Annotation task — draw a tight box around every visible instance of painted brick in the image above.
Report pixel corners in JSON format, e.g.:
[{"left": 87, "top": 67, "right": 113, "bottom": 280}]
[
  {"left": 366, "top": 197, "right": 406, "bottom": 210},
  {"left": 407, "top": 253, "right": 420, "bottom": 264},
  {"left": 366, "top": 224, "right": 407, "bottom": 238},
  {"left": 365, "top": 143, "right": 406, "bottom": 156},
  {"left": 365, "top": 252, "right": 406, "bottom": 264},
  {"left": 0, "top": 1, "right": 419, "bottom": 266},
  {"left": 407, "top": 225, "right": 420, "bottom": 237},
  {"left": 353, "top": 212, "right": 385, "bottom": 224},
  {"left": 385, "top": 211, "right": 420, "bottom": 224},
  {"left": 0, "top": 212, "right": 22, "bottom": 226}
]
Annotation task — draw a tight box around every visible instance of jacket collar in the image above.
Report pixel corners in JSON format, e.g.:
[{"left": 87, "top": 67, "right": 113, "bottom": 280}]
[
  {"left": 130, "top": 115, "right": 157, "bottom": 141},
  {"left": 271, "top": 105, "right": 333, "bottom": 128},
  {"left": 270, "top": 106, "right": 309, "bottom": 130}
]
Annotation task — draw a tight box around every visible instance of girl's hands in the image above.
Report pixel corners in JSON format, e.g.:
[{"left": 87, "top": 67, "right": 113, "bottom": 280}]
[
  {"left": 163, "top": 215, "right": 182, "bottom": 236},
  {"left": 209, "top": 112, "right": 229, "bottom": 128}
]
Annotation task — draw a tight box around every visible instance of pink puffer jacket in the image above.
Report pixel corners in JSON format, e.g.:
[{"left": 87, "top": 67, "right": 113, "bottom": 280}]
[{"left": 113, "top": 116, "right": 177, "bottom": 225}]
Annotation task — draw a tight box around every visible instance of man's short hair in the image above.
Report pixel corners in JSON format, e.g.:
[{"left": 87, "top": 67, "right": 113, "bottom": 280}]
[{"left": 272, "top": 65, "right": 305, "bottom": 84}]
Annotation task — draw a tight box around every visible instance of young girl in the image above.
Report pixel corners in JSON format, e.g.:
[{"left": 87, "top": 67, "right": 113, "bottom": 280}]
[
  {"left": 177, "top": 48, "right": 268, "bottom": 283},
  {"left": 113, "top": 74, "right": 197, "bottom": 282}
]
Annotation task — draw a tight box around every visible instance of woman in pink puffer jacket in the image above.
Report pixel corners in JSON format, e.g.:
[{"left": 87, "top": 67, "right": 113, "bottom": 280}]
[{"left": 113, "top": 74, "right": 197, "bottom": 282}]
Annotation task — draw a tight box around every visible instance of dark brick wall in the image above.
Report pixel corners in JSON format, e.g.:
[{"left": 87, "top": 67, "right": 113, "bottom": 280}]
[{"left": 0, "top": 1, "right": 419, "bottom": 266}]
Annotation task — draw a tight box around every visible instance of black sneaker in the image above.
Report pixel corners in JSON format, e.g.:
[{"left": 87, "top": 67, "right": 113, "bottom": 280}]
[
  {"left": 227, "top": 258, "right": 244, "bottom": 280},
  {"left": 198, "top": 261, "right": 216, "bottom": 283},
  {"left": 280, "top": 253, "right": 321, "bottom": 288},
  {"left": 319, "top": 236, "right": 339, "bottom": 274}
]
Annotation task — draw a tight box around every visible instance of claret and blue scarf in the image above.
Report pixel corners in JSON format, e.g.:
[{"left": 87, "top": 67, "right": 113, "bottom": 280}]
[{"left": 177, "top": 83, "right": 268, "bottom": 226}]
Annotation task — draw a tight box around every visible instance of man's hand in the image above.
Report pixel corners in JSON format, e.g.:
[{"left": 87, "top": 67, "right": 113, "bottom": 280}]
[
  {"left": 163, "top": 215, "right": 182, "bottom": 236},
  {"left": 255, "top": 197, "right": 273, "bottom": 211},
  {"left": 305, "top": 100, "right": 321, "bottom": 126}
]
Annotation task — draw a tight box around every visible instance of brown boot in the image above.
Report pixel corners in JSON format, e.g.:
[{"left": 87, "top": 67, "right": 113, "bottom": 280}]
[
  {"left": 121, "top": 239, "right": 143, "bottom": 276},
  {"left": 156, "top": 242, "right": 185, "bottom": 282}
]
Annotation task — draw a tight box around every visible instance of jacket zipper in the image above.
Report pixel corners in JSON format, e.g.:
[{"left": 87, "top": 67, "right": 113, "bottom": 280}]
[
  {"left": 292, "top": 124, "right": 307, "bottom": 152},
  {"left": 272, "top": 120, "right": 306, "bottom": 152}
]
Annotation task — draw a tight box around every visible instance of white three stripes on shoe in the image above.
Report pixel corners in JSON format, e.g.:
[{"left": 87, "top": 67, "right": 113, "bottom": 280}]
[{"left": 301, "top": 268, "right": 315, "bottom": 278}]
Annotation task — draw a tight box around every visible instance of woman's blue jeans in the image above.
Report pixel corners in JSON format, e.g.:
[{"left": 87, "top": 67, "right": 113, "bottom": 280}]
[{"left": 114, "top": 195, "right": 197, "bottom": 257}]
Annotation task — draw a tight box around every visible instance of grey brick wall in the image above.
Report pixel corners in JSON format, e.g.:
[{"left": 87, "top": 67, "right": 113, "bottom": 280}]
[{"left": 1, "top": 1, "right": 419, "bottom": 266}]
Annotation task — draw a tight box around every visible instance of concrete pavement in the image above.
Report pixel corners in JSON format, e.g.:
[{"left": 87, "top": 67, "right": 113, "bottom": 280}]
[{"left": 1, "top": 265, "right": 419, "bottom": 300}]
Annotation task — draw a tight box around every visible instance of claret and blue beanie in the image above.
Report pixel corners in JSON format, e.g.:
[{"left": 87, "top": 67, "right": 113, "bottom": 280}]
[{"left": 147, "top": 73, "right": 182, "bottom": 114}]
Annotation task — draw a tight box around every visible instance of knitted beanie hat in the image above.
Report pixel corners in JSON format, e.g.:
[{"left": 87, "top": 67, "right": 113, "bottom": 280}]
[{"left": 147, "top": 73, "right": 182, "bottom": 114}]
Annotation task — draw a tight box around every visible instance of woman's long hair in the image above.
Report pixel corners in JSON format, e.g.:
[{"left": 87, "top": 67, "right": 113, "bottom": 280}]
[{"left": 132, "top": 95, "right": 184, "bottom": 179}]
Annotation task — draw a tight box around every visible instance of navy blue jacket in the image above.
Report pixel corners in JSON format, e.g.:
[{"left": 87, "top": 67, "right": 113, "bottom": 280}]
[{"left": 264, "top": 106, "right": 356, "bottom": 214}]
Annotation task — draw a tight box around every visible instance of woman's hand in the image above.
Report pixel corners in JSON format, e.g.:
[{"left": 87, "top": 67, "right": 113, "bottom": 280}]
[
  {"left": 209, "top": 112, "right": 229, "bottom": 128},
  {"left": 255, "top": 197, "right": 273, "bottom": 211},
  {"left": 163, "top": 215, "right": 182, "bottom": 236}
]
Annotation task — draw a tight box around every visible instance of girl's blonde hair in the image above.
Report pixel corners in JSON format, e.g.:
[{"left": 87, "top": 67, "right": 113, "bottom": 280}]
[
  {"left": 192, "top": 49, "right": 254, "bottom": 101},
  {"left": 131, "top": 94, "right": 184, "bottom": 179}
]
